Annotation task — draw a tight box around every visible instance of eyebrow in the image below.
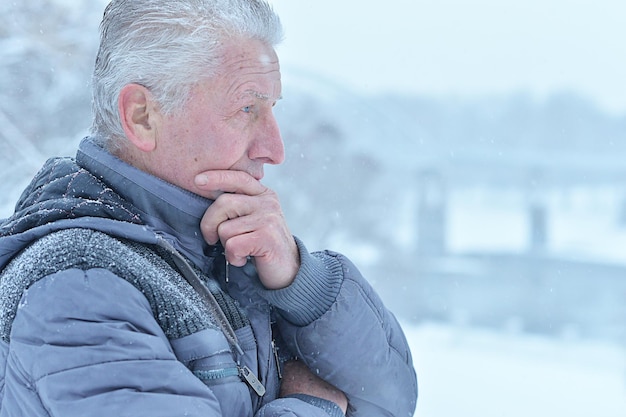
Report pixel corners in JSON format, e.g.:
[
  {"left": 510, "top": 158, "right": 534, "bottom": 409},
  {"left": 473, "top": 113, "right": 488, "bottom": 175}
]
[{"left": 244, "top": 90, "right": 283, "bottom": 102}]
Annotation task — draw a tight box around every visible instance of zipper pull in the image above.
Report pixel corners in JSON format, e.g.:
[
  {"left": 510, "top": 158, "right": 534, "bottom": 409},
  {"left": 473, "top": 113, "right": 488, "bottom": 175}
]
[
  {"left": 272, "top": 339, "right": 283, "bottom": 379},
  {"left": 239, "top": 365, "right": 266, "bottom": 397},
  {"left": 225, "top": 259, "right": 229, "bottom": 283}
]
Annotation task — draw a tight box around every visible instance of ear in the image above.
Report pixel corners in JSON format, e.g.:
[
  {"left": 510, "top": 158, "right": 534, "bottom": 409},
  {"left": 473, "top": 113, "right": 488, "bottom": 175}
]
[{"left": 118, "top": 84, "right": 161, "bottom": 152}]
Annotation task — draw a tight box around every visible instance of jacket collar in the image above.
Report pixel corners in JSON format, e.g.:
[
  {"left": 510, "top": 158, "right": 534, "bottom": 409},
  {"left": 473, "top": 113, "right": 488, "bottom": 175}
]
[{"left": 76, "top": 137, "right": 218, "bottom": 272}]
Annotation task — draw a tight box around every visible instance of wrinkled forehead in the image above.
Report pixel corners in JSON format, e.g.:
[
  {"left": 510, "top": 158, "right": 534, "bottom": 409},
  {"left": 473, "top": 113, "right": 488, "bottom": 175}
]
[{"left": 206, "top": 38, "right": 282, "bottom": 101}]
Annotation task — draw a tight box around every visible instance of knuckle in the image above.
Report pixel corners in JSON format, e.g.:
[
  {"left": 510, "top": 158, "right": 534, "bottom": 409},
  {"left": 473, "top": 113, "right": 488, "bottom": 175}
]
[{"left": 199, "top": 218, "right": 214, "bottom": 233}]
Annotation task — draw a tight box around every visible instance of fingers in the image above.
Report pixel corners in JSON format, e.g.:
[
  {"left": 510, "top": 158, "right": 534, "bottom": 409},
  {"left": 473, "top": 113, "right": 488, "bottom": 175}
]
[
  {"left": 194, "top": 170, "right": 266, "bottom": 200},
  {"left": 198, "top": 186, "right": 278, "bottom": 245}
]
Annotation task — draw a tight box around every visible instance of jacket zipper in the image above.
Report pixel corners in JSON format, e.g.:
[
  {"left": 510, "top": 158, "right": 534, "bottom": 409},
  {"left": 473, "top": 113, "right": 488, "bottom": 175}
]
[
  {"left": 193, "top": 367, "right": 239, "bottom": 381},
  {"left": 156, "top": 238, "right": 267, "bottom": 397}
]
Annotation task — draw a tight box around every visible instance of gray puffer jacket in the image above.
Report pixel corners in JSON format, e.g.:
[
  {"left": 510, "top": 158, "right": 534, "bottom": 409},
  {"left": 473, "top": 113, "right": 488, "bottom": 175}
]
[{"left": 0, "top": 138, "right": 417, "bottom": 416}]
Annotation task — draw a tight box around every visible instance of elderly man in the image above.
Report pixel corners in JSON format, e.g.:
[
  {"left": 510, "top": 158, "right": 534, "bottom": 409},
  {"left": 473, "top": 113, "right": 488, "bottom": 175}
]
[{"left": 0, "top": 1, "right": 417, "bottom": 416}]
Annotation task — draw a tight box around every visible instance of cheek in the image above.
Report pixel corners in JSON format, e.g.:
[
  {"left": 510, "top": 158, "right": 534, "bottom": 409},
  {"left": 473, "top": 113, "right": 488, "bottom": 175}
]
[
  {"left": 200, "top": 124, "right": 250, "bottom": 163},
  {"left": 169, "top": 112, "right": 250, "bottom": 169},
  {"left": 184, "top": 130, "right": 245, "bottom": 170}
]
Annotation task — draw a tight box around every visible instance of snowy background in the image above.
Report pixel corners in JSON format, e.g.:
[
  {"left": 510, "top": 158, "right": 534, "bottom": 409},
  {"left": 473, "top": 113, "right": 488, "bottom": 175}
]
[{"left": 1, "top": 0, "right": 625, "bottom": 415}]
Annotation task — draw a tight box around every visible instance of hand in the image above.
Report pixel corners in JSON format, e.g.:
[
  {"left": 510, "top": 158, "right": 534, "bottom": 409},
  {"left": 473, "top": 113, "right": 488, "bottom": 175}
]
[
  {"left": 280, "top": 360, "right": 348, "bottom": 415},
  {"left": 194, "top": 170, "right": 300, "bottom": 290}
]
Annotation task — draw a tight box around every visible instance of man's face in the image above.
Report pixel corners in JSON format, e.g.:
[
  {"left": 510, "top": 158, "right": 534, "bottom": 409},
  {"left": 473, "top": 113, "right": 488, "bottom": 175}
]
[{"left": 147, "top": 37, "right": 284, "bottom": 192}]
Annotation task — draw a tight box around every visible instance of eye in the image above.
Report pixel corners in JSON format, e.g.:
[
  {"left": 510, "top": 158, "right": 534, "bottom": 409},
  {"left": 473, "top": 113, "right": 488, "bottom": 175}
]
[{"left": 241, "top": 105, "right": 252, "bottom": 113}]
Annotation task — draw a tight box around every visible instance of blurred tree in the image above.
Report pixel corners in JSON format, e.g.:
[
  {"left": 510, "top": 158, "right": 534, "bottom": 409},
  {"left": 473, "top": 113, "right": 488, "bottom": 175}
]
[
  {"left": 0, "top": 0, "right": 105, "bottom": 152},
  {"left": 0, "top": 0, "right": 106, "bottom": 211}
]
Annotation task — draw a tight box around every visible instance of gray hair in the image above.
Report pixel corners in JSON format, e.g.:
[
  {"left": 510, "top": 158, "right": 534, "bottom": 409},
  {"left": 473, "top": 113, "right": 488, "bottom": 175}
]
[{"left": 90, "top": 0, "right": 283, "bottom": 150}]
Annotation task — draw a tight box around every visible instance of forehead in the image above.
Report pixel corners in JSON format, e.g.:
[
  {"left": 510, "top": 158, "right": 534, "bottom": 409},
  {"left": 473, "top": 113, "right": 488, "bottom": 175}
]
[{"left": 218, "top": 38, "right": 282, "bottom": 101}]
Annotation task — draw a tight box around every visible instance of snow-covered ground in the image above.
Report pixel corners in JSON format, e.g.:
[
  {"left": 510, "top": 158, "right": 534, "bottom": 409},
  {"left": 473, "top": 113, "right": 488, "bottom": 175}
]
[{"left": 405, "top": 321, "right": 626, "bottom": 417}]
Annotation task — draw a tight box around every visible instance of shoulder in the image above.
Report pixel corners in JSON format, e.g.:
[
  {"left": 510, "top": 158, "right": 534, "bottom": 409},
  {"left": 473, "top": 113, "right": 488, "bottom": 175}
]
[
  {"left": 1, "top": 228, "right": 220, "bottom": 343},
  {"left": 8, "top": 228, "right": 127, "bottom": 272},
  {"left": 1, "top": 228, "right": 154, "bottom": 293},
  {"left": 0, "top": 229, "right": 138, "bottom": 342}
]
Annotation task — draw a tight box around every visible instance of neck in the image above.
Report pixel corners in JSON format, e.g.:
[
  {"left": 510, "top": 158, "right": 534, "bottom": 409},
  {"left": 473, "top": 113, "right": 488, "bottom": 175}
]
[{"left": 76, "top": 137, "right": 217, "bottom": 273}]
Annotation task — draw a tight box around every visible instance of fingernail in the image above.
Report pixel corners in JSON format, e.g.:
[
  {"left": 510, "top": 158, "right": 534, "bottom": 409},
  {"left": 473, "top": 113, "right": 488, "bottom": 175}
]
[{"left": 195, "top": 174, "right": 208, "bottom": 186}]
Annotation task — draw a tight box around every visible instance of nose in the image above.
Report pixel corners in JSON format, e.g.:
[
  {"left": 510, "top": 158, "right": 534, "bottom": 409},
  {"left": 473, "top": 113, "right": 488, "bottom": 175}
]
[{"left": 251, "top": 112, "right": 285, "bottom": 165}]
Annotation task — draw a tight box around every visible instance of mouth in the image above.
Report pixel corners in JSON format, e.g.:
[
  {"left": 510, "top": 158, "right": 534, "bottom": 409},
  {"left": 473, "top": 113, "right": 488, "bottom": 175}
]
[
  {"left": 216, "top": 162, "right": 266, "bottom": 183},
  {"left": 248, "top": 167, "right": 264, "bottom": 181}
]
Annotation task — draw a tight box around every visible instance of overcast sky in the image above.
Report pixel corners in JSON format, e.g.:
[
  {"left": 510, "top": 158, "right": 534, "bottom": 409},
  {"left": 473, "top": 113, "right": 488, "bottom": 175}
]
[{"left": 268, "top": 0, "right": 626, "bottom": 115}]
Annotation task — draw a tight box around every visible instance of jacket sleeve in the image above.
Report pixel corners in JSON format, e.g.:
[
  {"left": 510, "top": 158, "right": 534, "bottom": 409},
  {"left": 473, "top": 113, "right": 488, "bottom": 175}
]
[
  {"left": 7, "top": 267, "right": 223, "bottom": 417},
  {"left": 261, "top": 238, "right": 418, "bottom": 417}
]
